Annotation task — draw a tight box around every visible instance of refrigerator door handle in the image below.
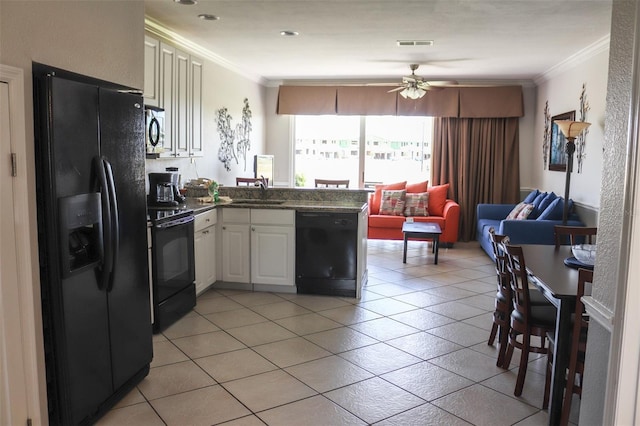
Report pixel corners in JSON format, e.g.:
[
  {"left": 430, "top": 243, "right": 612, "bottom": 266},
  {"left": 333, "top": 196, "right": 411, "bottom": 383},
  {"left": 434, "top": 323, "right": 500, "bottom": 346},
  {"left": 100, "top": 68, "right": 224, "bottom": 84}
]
[
  {"left": 102, "top": 157, "right": 119, "bottom": 292},
  {"left": 94, "top": 157, "right": 113, "bottom": 290}
]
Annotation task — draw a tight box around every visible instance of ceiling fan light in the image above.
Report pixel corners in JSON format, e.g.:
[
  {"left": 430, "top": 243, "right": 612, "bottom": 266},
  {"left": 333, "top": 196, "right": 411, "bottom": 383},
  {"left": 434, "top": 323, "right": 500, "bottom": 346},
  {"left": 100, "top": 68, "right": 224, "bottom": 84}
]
[{"left": 400, "top": 86, "right": 426, "bottom": 99}]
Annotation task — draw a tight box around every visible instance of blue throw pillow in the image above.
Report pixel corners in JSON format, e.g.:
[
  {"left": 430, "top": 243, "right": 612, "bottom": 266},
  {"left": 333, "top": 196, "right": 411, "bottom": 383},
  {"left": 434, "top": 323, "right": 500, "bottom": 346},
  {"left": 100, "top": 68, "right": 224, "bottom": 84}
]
[
  {"left": 537, "top": 197, "right": 564, "bottom": 220},
  {"left": 523, "top": 189, "right": 540, "bottom": 203},
  {"left": 531, "top": 192, "right": 547, "bottom": 210},
  {"left": 537, "top": 192, "right": 557, "bottom": 213}
]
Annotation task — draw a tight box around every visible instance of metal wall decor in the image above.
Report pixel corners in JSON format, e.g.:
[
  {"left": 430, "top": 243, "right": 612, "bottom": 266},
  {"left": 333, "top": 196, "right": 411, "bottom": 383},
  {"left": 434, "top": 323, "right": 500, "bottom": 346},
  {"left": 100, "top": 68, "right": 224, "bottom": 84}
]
[
  {"left": 576, "top": 83, "right": 590, "bottom": 173},
  {"left": 543, "top": 101, "right": 551, "bottom": 169},
  {"left": 216, "top": 98, "right": 253, "bottom": 172}
]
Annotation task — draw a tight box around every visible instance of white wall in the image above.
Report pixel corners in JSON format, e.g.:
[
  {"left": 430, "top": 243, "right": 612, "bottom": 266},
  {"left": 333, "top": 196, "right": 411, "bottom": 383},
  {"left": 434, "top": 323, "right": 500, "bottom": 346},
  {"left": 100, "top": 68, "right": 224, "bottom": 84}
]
[
  {"left": 531, "top": 47, "right": 610, "bottom": 211},
  {"left": 0, "top": 1, "right": 146, "bottom": 423},
  {"left": 145, "top": 35, "right": 267, "bottom": 188}
]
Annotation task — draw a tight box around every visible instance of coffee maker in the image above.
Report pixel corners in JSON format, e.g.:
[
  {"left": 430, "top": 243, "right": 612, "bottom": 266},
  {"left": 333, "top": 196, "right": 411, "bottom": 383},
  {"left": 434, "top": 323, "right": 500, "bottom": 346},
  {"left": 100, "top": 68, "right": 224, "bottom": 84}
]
[{"left": 148, "top": 171, "right": 185, "bottom": 207}]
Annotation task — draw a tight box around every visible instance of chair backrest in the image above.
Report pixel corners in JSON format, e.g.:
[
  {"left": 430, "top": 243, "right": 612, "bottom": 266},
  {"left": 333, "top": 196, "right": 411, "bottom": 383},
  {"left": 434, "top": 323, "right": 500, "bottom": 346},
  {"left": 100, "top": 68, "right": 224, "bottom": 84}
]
[
  {"left": 315, "top": 179, "right": 349, "bottom": 188},
  {"left": 488, "top": 228, "right": 511, "bottom": 297},
  {"left": 236, "top": 177, "right": 257, "bottom": 186},
  {"left": 502, "top": 243, "right": 532, "bottom": 322},
  {"left": 574, "top": 268, "right": 592, "bottom": 340},
  {"left": 554, "top": 225, "right": 597, "bottom": 248},
  {"left": 236, "top": 177, "right": 269, "bottom": 187}
]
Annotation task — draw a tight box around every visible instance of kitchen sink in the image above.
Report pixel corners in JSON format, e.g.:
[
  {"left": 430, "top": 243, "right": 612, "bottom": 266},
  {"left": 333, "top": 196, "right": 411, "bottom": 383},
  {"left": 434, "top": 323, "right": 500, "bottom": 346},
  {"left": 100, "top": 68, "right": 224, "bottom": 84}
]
[{"left": 232, "top": 199, "right": 286, "bottom": 205}]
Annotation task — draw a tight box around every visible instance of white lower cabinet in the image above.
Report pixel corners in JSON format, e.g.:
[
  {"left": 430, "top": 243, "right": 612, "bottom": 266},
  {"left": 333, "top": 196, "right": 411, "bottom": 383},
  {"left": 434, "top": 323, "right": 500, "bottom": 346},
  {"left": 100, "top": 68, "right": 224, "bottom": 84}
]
[
  {"left": 251, "top": 224, "right": 295, "bottom": 287},
  {"left": 250, "top": 209, "right": 295, "bottom": 288},
  {"left": 194, "top": 209, "right": 217, "bottom": 295},
  {"left": 220, "top": 209, "right": 251, "bottom": 284}
]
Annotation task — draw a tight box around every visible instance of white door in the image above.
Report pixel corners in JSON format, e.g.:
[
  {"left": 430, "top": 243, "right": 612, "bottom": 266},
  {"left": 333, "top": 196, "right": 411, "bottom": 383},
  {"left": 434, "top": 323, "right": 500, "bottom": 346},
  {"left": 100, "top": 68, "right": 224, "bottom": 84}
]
[
  {"left": 0, "top": 81, "right": 29, "bottom": 425},
  {"left": 221, "top": 224, "right": 250, "bottom": 283}
]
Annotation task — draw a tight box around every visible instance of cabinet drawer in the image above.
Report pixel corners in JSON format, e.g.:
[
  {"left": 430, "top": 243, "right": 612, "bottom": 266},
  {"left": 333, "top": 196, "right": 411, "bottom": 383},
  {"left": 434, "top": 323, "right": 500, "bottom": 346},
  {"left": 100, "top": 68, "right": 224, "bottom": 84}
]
[
  {"left": 222, "top": 208, "right": 250, "bottom": 224},
  {"left": 195, "top": 209, "right": 217, "bottom": 232},
  {"left": 251, "top": 209, "right": 295, "bottom": 225}
]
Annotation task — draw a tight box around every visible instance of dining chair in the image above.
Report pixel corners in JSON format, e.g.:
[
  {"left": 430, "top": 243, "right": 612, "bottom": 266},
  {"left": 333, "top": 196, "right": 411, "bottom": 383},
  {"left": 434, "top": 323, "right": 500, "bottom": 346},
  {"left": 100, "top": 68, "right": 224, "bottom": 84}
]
[
  {"left": 502, "top": 242, "right": 557, "bottom": 396},
  {"left": 489, "top": 230, "right": 554, "bottom": 368},
  {"left": 542, "top": 268, "right": 592, "bottom": 425},
  {"left": 237, "top": 177, "right": 269, "bottom": 187},
  {"left": 487, "top": 229, "right": 512, "bottom": 368},
  {"left": 314, "top": 179, "right": 349, "bottom": 188},
  {"left": 554, "top": 225, "right": 597, "bottom": 248}
]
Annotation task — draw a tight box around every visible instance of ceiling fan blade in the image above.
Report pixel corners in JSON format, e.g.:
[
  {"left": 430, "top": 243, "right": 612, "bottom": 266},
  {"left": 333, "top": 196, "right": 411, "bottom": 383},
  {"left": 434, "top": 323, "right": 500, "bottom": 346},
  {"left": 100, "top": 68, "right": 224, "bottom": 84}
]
[
  {"left": 425, "top": 80, "right": 459, "bottom": 86},
  {"left": 387, "top": 86, "right": 406, "bottom": 93},
  {"left": 367, "top": 82, "right": 402, "bottom": 86}
]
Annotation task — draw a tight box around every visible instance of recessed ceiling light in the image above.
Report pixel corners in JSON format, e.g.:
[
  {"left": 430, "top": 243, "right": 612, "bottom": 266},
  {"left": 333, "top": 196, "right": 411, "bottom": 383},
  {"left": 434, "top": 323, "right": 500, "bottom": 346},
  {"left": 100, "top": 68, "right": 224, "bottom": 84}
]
[
  {"left": 396, "top": 40, "right": 434, "bottom": 47},
  {"left": 198, "top": 14, "right": 220, "bottom": 21},
  {"left": 174, "top": 0, "right": 197, "bottom": 5},
  {"left": 280, "top": 30, "right": 299, "bottom": 37}
]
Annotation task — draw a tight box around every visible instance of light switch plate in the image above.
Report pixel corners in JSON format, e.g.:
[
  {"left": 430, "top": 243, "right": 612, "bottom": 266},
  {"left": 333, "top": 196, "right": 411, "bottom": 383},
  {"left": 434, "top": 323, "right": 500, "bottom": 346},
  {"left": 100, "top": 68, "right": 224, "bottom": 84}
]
[{"left": 406, "top": 217, "right": 414, "bottom": 223}]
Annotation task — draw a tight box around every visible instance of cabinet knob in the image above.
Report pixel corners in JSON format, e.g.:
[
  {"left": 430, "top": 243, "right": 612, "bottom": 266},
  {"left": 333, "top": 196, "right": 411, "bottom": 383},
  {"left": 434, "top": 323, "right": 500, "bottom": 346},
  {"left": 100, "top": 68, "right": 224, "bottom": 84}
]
[
  {"left": 251, "top": 227, "right": 255, "bottom": 231},
  {"left": 205, "top": 218, "right": 210, "bottom": 222},
  {"left": 222, "top": 226, "right": 226, "bottom": 230}
]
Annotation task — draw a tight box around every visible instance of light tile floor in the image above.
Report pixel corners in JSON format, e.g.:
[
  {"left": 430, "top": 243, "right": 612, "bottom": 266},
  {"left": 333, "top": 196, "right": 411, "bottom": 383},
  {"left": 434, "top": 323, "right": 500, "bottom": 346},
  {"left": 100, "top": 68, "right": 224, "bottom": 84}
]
[{"left": 99, "top": 240, "right": 581, "bottom": 426}]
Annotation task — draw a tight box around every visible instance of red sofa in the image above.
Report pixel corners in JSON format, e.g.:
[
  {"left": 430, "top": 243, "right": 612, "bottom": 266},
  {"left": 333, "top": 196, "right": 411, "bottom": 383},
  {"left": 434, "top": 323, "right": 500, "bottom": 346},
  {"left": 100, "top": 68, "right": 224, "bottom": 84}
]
[{"left": 367, "top": 181, "right": 460, "bottom": 245}]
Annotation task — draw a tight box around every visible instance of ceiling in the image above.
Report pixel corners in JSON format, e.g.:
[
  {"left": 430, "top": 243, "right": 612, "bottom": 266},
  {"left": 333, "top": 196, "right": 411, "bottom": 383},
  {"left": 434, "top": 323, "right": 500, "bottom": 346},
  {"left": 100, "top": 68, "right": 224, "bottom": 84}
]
[{"left": 144, "top": 0, "right": 612, "bottom": 85}]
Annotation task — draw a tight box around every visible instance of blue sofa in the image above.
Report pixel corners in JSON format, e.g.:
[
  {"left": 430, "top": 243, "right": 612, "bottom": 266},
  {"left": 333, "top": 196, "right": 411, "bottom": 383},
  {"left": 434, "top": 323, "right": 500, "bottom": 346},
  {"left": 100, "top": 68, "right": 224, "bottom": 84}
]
[{"left": 476, "top": 191, "right": 584, "bottom": 258}]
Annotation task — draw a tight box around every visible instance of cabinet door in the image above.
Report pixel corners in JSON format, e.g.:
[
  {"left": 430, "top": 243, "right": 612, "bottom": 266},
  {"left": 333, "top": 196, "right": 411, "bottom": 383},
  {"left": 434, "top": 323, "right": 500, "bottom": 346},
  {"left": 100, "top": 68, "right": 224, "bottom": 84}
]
[
  {"left": 143, "top": 36, "right": 160, "bottom": 107},
  {"left": 174, "top": 48, "right": 190, "bottom": 157},
  {"left": 159, "top": 42, "right": 175, "bottom": 156},
  {"left": 189, "top": 56, "right": 203, "bottom": 157},
  {"left": 221, "top": 224, "right": 250, "bottom": 283},
  {"left": 195, "top": 226, "right": 216, "bottom": 295},
  {"left": 251, "top": 225, "right": 295, "bottom": 287}
]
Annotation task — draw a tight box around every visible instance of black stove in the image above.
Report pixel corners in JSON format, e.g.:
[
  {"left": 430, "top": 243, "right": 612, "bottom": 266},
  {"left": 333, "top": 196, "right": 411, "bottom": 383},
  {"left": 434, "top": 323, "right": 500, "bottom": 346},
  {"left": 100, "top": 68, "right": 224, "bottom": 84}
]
[{"left": 147, "top": 205, "right": 194, "bottom": 225}]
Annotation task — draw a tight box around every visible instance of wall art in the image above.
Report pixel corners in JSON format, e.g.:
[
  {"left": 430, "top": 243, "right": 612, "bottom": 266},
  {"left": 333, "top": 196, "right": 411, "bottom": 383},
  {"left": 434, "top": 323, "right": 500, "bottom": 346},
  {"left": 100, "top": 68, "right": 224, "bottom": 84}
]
[
  {"left": 216, "top": 98, "right": 253, "bottom": 172},
  {"left": 576, "top": 83, "right": 590, "bottom": 173},
  {"left": 549, "top": 110, "right": 576, "bottom": 172}
]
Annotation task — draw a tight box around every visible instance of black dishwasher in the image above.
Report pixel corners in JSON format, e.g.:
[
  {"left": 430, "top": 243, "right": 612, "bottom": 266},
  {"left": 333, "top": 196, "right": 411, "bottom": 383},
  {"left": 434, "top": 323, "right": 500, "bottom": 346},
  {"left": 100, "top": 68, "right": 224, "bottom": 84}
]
[{"left": 295, "top": 212, "right": 358, "bottom": 297}]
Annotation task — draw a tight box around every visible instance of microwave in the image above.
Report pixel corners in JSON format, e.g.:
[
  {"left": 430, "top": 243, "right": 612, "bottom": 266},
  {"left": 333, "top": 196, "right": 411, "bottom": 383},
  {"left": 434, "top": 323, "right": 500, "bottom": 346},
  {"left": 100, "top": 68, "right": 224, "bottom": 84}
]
[{"left": 145, "top": 106, "right": 165, "bottom": 153}]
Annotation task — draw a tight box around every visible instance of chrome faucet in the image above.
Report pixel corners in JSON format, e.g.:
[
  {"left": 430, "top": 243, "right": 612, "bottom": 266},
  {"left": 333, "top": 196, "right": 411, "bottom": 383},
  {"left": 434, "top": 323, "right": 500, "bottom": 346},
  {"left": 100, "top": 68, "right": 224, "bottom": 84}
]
[{"left": 255, "top": 175, "right": 268, "bottom": 193}]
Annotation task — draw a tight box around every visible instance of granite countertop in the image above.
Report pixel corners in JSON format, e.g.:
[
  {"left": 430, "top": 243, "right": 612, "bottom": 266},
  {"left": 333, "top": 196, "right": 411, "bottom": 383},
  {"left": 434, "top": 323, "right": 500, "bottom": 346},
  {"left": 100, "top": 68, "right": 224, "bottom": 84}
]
[{"left": 185, "top": 187, "right": 369, "bottom": 215}]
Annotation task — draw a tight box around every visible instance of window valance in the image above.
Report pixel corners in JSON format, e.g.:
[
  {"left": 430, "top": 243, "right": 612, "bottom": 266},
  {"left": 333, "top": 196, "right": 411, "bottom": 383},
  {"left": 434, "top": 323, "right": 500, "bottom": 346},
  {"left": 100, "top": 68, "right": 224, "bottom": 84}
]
[{"left": 277, "top": 85, "right": 523, "bottom": 118}]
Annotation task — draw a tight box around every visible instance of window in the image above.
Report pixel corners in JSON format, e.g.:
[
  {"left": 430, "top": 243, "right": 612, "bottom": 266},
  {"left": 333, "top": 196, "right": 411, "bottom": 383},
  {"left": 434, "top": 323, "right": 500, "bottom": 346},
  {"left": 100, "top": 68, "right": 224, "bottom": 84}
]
[{"left": 294, "top": 115, "right": 433, "bottom": 188}]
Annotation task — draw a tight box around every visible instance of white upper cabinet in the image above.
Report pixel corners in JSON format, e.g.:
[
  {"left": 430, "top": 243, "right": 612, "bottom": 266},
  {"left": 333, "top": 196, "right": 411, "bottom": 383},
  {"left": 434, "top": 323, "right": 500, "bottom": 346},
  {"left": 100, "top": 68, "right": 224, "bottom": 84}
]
[
  {"left": 143, "top": 36, "right": 160, "bottom": 107},
  {"left": 144, "top": 35, "right": 203, "bottom": 158}
]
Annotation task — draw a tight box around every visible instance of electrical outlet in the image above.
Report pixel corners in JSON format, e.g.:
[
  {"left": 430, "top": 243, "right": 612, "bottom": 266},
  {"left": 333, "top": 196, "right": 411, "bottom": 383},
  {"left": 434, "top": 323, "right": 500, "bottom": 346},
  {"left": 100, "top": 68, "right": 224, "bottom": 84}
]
[{"left": 406, "top": 217, "right": 414, "bottom": 223}]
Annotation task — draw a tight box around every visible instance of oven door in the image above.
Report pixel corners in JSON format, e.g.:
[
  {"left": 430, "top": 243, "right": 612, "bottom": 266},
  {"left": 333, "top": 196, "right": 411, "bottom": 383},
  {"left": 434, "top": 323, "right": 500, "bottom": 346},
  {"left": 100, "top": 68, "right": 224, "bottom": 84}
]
[{"left": 151, "top": 215, "right": 195, "bottom": 303}]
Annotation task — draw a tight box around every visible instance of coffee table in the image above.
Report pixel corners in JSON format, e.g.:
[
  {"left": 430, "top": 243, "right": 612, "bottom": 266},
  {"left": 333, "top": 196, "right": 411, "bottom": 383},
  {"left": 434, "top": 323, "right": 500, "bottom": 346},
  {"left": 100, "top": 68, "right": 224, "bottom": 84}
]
[{"left": 402, "top": 222, "right": 442, "bottom": 264}]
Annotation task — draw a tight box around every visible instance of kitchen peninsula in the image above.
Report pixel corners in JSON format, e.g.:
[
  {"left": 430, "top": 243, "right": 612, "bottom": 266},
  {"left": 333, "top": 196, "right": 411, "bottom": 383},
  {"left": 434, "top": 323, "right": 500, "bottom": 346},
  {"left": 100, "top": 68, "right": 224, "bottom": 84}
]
[{"left": 186, "top": 186, "right": 369, "bottom": 299}]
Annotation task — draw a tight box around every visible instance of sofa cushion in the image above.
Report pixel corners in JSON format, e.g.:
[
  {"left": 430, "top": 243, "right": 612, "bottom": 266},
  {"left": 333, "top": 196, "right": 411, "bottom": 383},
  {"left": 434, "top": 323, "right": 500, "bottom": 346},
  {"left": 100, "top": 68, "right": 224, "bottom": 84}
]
[
  {"left": 537, "top": 192, "right": 557, "bottom": 213},
  {"left": 368, "top": 214, "right": 407, "bottom": 229},
  {"left": 406, "top": 180, "right": 428, "bottom": 193},
  {"left": 537, "top": 197, "right": 564, "bottom": 220},
  {"left": 370, "top": 181, "right": 407, "bottom": 215},
  {"left": 403, "top": 192, "right": 429, "bottom": 216},
  {"left": 427, "top": 183, "right": 450, "bottom": 216},
  {"left": 379, "top": 189, "right": 406, "bottom": 216},
  {"left": 506, "top": 202, "right": 530, "bottom": 220},
  {"left": 523, "top": 189, "right": 540, "bottom": 203},
  {"left": 531, "top": 192, "right": 548, "bottom": 210},
  {"left": 515, "top": 203, "right": 535, "bottom": 220}
]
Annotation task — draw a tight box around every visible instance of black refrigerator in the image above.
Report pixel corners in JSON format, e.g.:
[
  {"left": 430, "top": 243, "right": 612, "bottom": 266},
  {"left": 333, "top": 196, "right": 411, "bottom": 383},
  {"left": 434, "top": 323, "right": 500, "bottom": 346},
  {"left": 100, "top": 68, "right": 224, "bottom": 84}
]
[{"left": 33, "top": 63, "right": 153, "bottom": 425}]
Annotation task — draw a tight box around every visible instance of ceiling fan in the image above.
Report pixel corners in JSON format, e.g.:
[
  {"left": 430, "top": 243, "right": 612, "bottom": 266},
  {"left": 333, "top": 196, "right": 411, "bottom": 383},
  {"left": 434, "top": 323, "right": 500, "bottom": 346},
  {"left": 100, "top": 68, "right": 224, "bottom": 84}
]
[{"left": 386, "top": 64, "right": 458, "bottom": 99}]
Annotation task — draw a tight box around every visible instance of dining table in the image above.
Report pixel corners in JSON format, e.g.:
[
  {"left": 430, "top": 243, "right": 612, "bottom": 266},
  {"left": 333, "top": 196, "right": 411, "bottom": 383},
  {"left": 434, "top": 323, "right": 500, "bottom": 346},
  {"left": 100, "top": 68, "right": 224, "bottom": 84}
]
[{"left": 520, "top": 244, "right": 588, "bottom": 425}]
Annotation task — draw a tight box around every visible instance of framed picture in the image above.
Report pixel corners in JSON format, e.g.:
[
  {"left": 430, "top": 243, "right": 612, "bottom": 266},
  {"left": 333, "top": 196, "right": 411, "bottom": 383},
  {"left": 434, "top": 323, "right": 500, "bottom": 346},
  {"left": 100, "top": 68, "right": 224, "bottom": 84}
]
[{"left": 549, "top": 111, "right": 576, "bottom": 171}]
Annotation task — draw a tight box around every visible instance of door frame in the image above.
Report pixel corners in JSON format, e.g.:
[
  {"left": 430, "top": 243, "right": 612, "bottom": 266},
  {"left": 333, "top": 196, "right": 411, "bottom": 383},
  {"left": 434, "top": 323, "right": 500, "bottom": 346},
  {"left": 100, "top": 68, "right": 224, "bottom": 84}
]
[{"left": 0, "top": 64, "right": 46, "bottom": 425}]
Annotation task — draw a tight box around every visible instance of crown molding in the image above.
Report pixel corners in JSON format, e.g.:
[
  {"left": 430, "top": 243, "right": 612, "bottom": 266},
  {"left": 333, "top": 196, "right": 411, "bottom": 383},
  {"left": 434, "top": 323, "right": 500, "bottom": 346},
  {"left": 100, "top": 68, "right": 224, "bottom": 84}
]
[
  {"left": 534, "top": 35, "right": 611, "bottom": 85},
  {"left": 144, "top": 17, "right": 267, "bottom": 86}
]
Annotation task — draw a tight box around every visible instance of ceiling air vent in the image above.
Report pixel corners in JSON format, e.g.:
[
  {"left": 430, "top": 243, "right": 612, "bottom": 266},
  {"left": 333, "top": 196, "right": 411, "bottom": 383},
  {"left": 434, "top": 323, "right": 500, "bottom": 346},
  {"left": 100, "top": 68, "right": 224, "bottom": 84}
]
[{"left": 396, "top": 40, "right": 434, "bottom": 47}]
